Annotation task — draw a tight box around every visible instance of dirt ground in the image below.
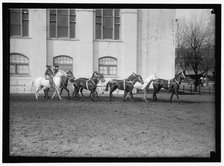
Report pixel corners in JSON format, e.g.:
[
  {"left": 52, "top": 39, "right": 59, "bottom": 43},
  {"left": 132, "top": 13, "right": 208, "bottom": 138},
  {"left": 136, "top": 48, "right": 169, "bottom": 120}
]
[{"left": 9, "top": 93, "right": 216, "bottom": 158}]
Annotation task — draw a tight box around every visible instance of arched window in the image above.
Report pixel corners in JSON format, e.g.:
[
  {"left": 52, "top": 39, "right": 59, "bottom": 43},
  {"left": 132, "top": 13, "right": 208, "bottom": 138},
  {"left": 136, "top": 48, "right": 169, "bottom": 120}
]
[
  {"left": 99, "top": 56, "right": 117, "bottom": 75},
  {"left": 53, "top": 55, "right": 73, "bottom": 72},
  {"left": 10, "top": 53, "right": 29, "bottom": 75}
]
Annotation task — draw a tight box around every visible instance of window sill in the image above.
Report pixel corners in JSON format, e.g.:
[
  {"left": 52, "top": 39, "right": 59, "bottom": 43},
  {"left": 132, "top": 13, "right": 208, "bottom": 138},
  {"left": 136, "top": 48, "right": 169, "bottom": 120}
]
[
  {"left": 10, "top": 36, "right": 31, "bottom": 39},
  {"left": 10, "top": 74, "right": 31, "bottom": 78},
  {"left": 48, "top": 38, "right": 79, "bottom": 41},
  {"left": 94, "top": 39, "right": 123, "bottom": 42}
]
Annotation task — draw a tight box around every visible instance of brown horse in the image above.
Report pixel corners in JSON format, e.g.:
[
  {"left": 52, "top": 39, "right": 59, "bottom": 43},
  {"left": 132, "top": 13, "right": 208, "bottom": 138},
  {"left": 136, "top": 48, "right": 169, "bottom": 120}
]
[
  {"left": 70, "top": 71, "right": 105, "bottom": 101},
  {"left": 152, "top": 71, "right": 186, "bottom": 102},
  {"left": 44, "top": 71, "right": 74, "bottom": 98},
  {"left": 105, "top": 73, "right": 144, "bottom": 101}
]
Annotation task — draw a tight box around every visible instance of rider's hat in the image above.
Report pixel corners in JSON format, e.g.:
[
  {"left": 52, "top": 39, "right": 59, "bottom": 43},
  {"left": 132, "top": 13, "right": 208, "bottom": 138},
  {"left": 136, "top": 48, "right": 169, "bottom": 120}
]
[
  {"left": 46, "top": 65, "right": 51, "bottom": 68},
  {"left": 54, "top": 65, "right": 59, "bottom": 68}
]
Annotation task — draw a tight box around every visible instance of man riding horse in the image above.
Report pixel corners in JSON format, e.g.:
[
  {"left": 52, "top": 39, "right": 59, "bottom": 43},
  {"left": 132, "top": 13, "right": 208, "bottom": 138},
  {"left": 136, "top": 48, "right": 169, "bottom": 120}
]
[{"left": 44, "top": 65, "right": 55, "bottom": 88}]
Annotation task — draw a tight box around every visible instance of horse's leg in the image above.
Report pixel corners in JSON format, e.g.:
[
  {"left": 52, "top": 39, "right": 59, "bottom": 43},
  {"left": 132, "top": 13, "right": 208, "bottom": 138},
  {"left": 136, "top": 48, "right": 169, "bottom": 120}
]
[
  {"left": 44, "top": 88, "right": 50, "bottom": 99},
  {"left": 175, "top": 88, "right": 179, "bottom": 100},
  {"left": 80, "top": 88, "right": 84, "bottom": 101},
  {"left": 90, "top": 90, "right": 96, "bottom": 102},
  {"left": 51, "top": 87, "right": 62, "bottom": 100},
  {"left": 143, "top": 88, "right": 148, "bottom": 102},
  {"left": 123, "top": 90, "right": 128, "bottom": 101},
  {"left": 59, "top": 87, "right": 64, "bottom": 96},
  {"left": 35, "top": 86, "right": 42, "bottom": 100},
  {"left": 66, "top": 88, "right": 70, "bottom": 97},
  {"left": 109, "top": 86, "right": 116, "bottom": 101},
  {"left": 72, "top": 85, "right": 76, "bottom": 97},
  {"left": 130, "top": 91, "right": 134, "bottom": 101},
  {"left": 153, "top": 88, "right": 157, "bottom": 101},
  {"left": 62, "top": 87, "right": 70, "bottom": 97},
  {"left": 170, "top": 90, "right": 174, "bottom": 102}
]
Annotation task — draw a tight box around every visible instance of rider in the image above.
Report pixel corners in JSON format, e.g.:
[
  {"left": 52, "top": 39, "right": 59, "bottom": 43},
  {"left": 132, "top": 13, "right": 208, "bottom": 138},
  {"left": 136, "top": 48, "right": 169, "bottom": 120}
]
[
  {"left": 53, "top": 65, "right": 59, "bottom": 75},
  {"left": 44, "top": 65, "right": 55, "bottom": 89}
]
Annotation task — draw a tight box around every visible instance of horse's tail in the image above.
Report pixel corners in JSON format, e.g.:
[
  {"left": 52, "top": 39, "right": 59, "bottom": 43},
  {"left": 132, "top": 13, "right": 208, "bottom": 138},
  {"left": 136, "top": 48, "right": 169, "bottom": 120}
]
[{"left": 105, "top": 81, "right": 110, "bottom": 91}]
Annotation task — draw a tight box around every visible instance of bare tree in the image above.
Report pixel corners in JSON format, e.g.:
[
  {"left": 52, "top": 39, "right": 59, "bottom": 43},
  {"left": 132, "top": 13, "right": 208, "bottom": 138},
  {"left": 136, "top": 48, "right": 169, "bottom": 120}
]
[{"left": 176, "top": 11, "right": 215, "bottom": 90}]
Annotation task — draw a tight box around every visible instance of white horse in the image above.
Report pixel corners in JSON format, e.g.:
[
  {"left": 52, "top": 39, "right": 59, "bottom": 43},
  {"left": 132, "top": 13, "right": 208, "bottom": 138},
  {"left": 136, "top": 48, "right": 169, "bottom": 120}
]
[
  {"left": 31, "top": 70, "right": 67, "bottom": 100},
  {"left": 133, "top": 74, "right": 157, "bottom": 101}
]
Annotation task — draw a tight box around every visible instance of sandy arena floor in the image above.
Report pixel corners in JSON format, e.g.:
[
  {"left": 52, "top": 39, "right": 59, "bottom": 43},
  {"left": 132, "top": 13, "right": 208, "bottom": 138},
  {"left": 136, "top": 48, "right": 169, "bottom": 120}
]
[{"left": 9, "top": 93, "right": 216, "bottom": 158}]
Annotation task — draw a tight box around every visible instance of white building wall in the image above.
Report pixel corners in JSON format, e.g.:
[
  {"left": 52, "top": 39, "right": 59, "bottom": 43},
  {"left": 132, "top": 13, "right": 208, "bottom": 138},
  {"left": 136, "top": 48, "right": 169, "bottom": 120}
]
[
  {"left": 9, "top": 8, "right": 176, "bottom": 94},
  {"left": 93, "top": 9, "right": 137, "bottom": 80},
  {"left": 47, "top": 9, "right": 94, "bottom": 78},
  {"left": 137, "top": 9, "right": 176, "bottom": 80},
  {"left": 121, "top": 9, "right": 138, "bottom": 78},
  {"left": 10, "top": 9, "right": 47, "bottom": 93}
]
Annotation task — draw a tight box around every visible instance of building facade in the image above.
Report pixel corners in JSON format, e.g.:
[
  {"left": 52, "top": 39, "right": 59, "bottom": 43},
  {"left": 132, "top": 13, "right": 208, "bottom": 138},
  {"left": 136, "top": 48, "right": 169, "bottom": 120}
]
[{"left": 9, "top": 9, "right": 176, "bottom": 93}]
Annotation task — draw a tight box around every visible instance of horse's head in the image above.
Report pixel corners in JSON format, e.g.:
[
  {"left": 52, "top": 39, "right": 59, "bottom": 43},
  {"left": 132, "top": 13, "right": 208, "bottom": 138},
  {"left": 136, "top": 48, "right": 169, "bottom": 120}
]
[
  {"left": 137, "top": 74, "right": 144, "bottom": 84},
  {"left": 92, "top": 71, "right": 105, "bottom": 82},
  {"left": 56, "top": 70, "right": 67, "bottom": 77},
  {"left": 66, "top": 71, "right": 75, "bottom": 79},
  {"left": 131, "top": 73, "right": 144, "bottom": 84},
  {"left": 176, "top": 70, "right": 186, "bottom": 82}
]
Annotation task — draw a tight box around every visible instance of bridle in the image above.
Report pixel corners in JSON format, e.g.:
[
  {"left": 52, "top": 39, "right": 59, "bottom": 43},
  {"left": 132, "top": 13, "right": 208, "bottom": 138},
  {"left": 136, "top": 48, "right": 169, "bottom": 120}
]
[{"left": 86, "top": 72, "right": 104, "bottom": 90}]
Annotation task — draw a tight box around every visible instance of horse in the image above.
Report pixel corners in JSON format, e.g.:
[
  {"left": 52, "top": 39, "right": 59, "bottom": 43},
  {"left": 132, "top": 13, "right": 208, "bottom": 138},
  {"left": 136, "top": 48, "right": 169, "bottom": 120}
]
[
  {"left": 152, "top": 71, "right": 186, "bottom": 102},
  {"left": 31, "top": 69, "right": 68, "bottom": 100},
  {"left": 105, "top": 72, "right": 144, "bottom": 101},
  {"left": 133, "top": 74, "right": 157, "bottom": 102},
  {"left": 70, "top": 71, "right": 105, "bottom": 101},
  {"left": 43, "top": 71, "right": 75, "bottom": 98}
]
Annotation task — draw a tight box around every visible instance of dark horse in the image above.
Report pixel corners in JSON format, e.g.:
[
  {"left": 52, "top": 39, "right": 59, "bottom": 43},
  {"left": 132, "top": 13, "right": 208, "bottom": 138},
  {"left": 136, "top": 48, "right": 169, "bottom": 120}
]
[
  {"left": 105, "top": 73, "right": 144, "bottom": 101},
  {"left": 70, "top": 71, "right": 105, "bottom": 101},
  {"left": 44, "top": 70, "right": 74, "bottom": 98},
  {"left": 152, "top": 71, "right": 186, "bottom": 102}
]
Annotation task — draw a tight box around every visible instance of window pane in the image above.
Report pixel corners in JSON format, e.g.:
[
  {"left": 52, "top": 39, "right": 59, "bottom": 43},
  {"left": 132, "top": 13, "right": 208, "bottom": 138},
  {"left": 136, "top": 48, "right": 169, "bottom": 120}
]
[
  {"left": 10, "top": 54, "right": 28, "bottom": 63},
  {"left": 96, "top": 9, "right": 101, "bottom": 16},
  {"left": 96, "top": 24, "right": 101, "bottom": 39},
  {"left": 103, "top": 29, "right": 113, "bottom": 39},
  {"left": 10, "top": 65, "right": 16, "bottom": 74},
  {"left": 115, "top": 9, "right": 120, "bottom": 16},
  {"left": 11, "top": 25, "right": 21, "bottom": 36},
  {"left": 96, "top": 16, "right": 101, "bottom": 23},
  {"left": 70, "top": 15, "right": 76, "bottom": 22},
  {"left": 103, "top": 17, "right": 113, "bottom": 28},
  {"left": 10, "top": 10, "right": 21, "bottom": 36},
  {"left": 58, "top": 9, "right": 68, "bottom": 15},
  {"left": 50, "top": 22, "right": 56, "bottom": 37},
  {"left": 103, "top": 9, "right": 113, "bottom": 16},
  {"left": 10, "top": 10, "right": 21, "bottom": 25},
  {"left": 115, "top": 17, "right": 120, "bottom": 24},
  {"left": 50, "top": 14, "right": 56, "bottom": 21},
  {"left": 58, "top": 14, "right": 68, "bottom": 26},
  {"left": 50, "top": 9, "right": 56, "bottom": 15},
  {"left": 115, "top": 24, "right": 120, "bottom": 40},
  {"left": 22, "top": 20, "right": 28, "bottom": 36},
  {"left": 17, "top": 65, "right": 29, "bottom": 74},
  {"left": 109, "top": 66, "right": 117, "bottom": 75},
  {"left": 58, "top": 27, "right": 68, "bottom": 37},
  {"left": 54, "top": 56, "right": 72, "bottom": 64},
  {"left": 70, "top": 9, "right": 75, "bottom": 15},
  {"left": 70, "top": 22, "right": 75, "bottom": 38},
  {"left": 99, "top": 66, "right": 108, "bottom": 75},
  {"left": 22, "top": 9, "right": 29, "bottom": 20}
]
